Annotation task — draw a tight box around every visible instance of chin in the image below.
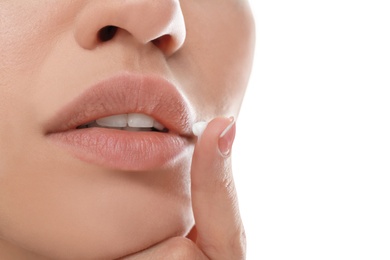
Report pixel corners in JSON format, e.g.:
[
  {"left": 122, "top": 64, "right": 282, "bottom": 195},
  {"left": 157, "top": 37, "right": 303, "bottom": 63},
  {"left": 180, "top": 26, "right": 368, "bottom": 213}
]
[
  {"left": 4, "top": 155, "right": 194, "bottom": 260},
  {"left": 26, "top": 193, "right": 194, "bottom": 260},
  {"left": 72, "top": 202, "right": 194, "bottom": 260}
]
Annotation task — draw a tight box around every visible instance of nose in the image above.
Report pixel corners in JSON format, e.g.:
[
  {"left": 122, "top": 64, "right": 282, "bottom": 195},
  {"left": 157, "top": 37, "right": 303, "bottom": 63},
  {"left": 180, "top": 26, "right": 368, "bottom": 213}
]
[{"left": 74, "top": 0, "right": 186, "bottom": 56}]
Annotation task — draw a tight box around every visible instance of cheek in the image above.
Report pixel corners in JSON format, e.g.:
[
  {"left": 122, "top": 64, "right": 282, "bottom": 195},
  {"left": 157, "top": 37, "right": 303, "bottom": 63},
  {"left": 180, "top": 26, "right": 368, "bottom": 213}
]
[
  {"left": 175, "top": 2, "right": 255, "bottom": 119},
  {"left": 0, "top": 4, "right": 56, "bottom": 141},
  {"left": 0, "top": 4, "right": 49, "bottom": 75},
  {"left": 0, "top": 2, "right": 76, "bottom": 163},
  {"left": 0, "top": 2, "right": 79, "bottom": 89}
]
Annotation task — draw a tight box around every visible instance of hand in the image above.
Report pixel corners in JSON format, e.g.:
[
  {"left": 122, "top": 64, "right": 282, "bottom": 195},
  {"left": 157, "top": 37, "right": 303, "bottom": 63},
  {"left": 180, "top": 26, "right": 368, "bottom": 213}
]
[{"left": 124, "top": 117, "right": 246, "bottom": 260}]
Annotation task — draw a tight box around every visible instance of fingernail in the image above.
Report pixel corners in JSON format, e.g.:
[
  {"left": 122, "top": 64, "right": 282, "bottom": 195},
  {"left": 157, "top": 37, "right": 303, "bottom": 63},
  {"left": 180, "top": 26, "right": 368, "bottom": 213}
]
[
  {"left": 218, "top": 117, "right": 236, "bottom": 157},
  {"left": 192, "top": 121, "right": 208, "bottom": 137}
]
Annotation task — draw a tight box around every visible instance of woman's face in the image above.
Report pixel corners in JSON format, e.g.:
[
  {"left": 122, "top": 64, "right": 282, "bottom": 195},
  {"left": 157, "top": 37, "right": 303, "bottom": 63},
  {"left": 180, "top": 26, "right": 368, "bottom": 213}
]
[{"left": 0, "top": 0, "right": 255, "bottom": 259}]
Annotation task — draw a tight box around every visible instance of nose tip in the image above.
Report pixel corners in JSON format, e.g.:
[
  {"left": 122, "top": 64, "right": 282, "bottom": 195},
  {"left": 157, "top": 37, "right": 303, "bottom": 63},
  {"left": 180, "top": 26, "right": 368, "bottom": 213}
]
[{"left": 74, "top": 0, "right": 186, "bottom": 56}]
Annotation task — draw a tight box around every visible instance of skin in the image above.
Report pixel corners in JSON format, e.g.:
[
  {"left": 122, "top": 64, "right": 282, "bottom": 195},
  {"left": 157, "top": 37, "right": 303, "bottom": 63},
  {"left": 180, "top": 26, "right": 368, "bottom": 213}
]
[{"left": 0, "top": 0, "right": 255, "bottom": 259}]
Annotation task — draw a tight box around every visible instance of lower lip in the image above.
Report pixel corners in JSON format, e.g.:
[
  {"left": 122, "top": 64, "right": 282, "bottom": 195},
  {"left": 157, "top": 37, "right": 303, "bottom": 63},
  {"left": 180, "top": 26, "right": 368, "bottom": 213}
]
[{"left": 48, "top": 128, "right": 190, "bottom": 171}]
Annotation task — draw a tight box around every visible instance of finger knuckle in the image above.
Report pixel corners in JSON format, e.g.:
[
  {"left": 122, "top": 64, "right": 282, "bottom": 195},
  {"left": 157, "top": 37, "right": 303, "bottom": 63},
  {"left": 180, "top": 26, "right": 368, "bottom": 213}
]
[
  {"left": 211, "top": 172, "right": 235, "bottom": 195},
  {"left": 228, "top": 226, "right": 247, "bottom": 259},
  {"left": 198, "top": 226, "right": 246, "bottom": 260}
]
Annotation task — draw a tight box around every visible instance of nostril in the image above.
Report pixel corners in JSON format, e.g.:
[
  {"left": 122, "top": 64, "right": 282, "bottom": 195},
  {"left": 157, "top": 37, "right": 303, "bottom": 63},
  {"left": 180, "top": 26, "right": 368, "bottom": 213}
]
[
  {"left": 152, "top": 34, "right": 173, "bottom": 53},
  {"left": 98, "top": 26, "right": 118, "bottom": 42}
]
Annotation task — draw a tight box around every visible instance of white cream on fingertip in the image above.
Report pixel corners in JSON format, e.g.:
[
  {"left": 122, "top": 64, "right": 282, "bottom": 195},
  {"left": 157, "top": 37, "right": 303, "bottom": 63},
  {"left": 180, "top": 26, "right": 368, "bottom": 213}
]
[{"left": 192, "top": 121, "right": 208, "bottom": 137}]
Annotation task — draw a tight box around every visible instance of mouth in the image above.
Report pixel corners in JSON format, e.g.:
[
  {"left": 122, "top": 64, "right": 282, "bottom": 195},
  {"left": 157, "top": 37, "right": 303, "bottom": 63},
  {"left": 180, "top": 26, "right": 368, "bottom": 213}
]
[
  {"left": 76, "top": 113, "right": 169, "bottom": 133},
  {"left": 45, "top": 73, "right": 195, "bottom": 171}
]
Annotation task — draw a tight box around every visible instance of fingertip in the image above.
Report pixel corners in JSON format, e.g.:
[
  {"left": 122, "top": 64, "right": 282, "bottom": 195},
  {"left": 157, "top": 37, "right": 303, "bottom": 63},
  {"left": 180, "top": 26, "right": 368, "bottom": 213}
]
[
  {"left": 190, "top": 116, "right": 236, "bottom": 190},
  {"left": 194, "top": 117, "right": 235, "bottom": 151}
]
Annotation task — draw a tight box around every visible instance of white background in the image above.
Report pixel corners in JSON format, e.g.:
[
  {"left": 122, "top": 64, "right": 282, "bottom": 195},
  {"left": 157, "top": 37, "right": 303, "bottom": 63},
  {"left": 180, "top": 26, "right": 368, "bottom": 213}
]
[{"left": 234, "top": 1, "right": 390, "bottom": 259}]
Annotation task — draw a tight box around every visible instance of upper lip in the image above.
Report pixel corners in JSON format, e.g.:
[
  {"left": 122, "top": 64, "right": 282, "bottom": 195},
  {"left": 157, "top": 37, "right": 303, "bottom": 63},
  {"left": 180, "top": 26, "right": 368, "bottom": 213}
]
[{"left": 45, "top": 72, "right": 194, "bottom": 137}]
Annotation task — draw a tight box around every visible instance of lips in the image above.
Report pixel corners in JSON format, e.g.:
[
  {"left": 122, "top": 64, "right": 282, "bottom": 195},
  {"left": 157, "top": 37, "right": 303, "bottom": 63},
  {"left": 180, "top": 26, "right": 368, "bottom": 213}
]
[{"left": 45, "top": 73, "right": 195, "bottom": 171}]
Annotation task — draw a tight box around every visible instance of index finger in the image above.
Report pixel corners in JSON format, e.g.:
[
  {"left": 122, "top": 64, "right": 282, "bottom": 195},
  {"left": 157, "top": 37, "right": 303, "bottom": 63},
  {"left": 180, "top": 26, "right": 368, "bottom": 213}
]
[{"left": 190, "top": 117, "right": 246, "bottom": 260}]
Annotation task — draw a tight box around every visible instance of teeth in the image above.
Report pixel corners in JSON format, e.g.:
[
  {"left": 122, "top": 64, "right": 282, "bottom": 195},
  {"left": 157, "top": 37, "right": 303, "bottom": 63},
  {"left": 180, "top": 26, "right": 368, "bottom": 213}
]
[
  {"left": 128, "top": 113, "right": 154, "bottom": 128},
  {"left": 93, "top": 113, "right": 166, "bottom": 131},
  {"left": 96, "top": 114, "right": 128, "bottom": 127},
  {"left": 153, "top": 121, "right": 165, "bottom": 131}
]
